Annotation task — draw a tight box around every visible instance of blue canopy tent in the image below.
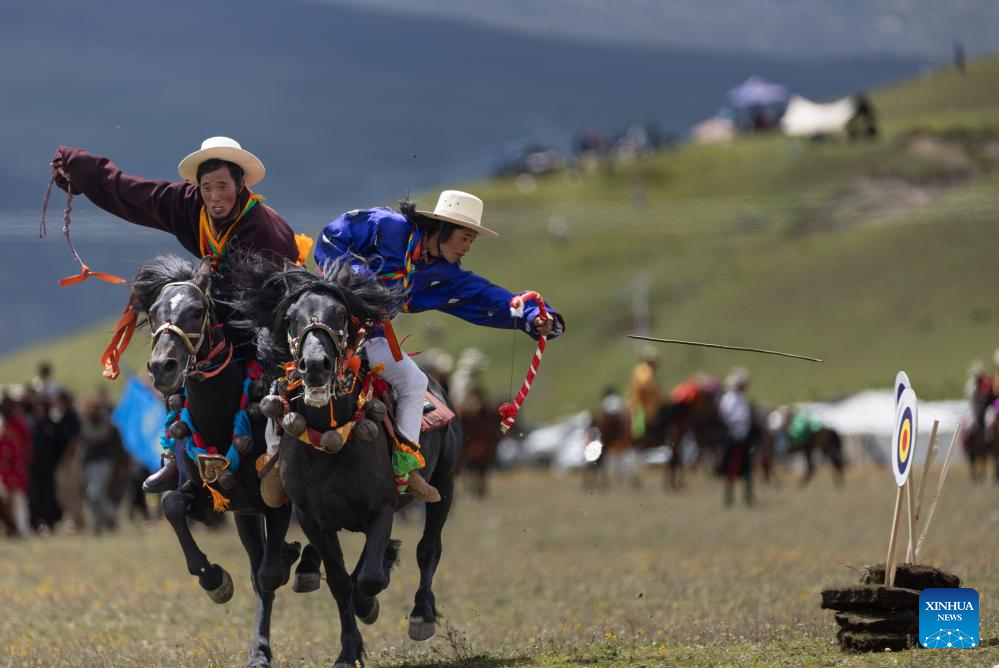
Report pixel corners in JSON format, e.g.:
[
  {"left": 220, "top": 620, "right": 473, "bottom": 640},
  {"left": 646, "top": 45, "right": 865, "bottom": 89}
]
[{"left": 725, "top": 76, "right": 790, "bottom": 131}]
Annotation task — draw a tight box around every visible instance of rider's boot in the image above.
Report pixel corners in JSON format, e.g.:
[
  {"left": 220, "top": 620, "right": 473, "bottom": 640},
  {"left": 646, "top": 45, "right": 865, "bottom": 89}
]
[
  {"left": 142, "top": 455, "right": 179, "bottom": 493},
  {"left": 407, "top": 470, "right": 441, "bottom": 503}
]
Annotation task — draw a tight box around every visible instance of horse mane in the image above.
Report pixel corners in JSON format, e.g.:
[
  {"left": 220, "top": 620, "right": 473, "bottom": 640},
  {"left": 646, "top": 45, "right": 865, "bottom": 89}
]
[
  {"left": 130, "top": 255, "right": 200, "bottom": 314},
  {"left": 228, "top": 253, "right": 400, "bottom": 366}
]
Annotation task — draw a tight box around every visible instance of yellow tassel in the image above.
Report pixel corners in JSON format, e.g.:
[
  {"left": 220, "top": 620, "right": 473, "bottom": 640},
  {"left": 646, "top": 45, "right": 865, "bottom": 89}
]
[{"left": 204, "top": 483, "right": 230, "bottom": 513}]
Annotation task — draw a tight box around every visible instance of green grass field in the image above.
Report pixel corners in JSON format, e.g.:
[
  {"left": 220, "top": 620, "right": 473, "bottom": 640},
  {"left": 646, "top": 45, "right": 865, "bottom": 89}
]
[{"left": 1, "top": 466, "right": 997, "bottom": 667}]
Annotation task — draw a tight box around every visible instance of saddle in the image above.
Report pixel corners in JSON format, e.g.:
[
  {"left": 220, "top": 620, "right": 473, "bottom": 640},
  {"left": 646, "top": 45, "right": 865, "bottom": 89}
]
[
  {"left": 420, "top": 391, "right": 455, "bottom": 432},
  {"left": 377, "top": 384, "right": 455, "bottom": 435}
]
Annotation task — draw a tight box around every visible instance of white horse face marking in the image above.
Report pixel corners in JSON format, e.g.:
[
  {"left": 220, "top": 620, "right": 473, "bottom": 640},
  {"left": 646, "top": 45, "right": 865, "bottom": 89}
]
[{"left": 168, "top": 292, "right": 184, "bottom": 317}]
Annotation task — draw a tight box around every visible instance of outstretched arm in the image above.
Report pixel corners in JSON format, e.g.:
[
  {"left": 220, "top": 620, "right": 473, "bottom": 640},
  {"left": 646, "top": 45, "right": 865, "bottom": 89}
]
[
  {"left": 426, "top": 267, "right": 565, "bottom": 340},
  {"left": 51, "top": 146, "right": 199, "bottom": 237}
]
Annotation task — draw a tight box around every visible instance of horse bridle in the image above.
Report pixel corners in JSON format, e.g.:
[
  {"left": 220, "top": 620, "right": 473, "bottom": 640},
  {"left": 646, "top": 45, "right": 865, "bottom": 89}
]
[
  {"left": 150, "top": 281, "right": 213, "bottom": 358},
  {"left": 288, "top": 314, "right": 362, "bottom": 406},
  {"left": 287, "top": 315, "right": 349, "bottom": 362}
]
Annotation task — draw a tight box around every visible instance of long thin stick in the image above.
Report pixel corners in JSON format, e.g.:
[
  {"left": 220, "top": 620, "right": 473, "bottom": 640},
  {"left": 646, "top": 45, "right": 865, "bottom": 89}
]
[
  {"left": 885, "top": 486, "right": 904, "bottom": 587},
  {"left": 915, "top": 423, "right": 961, "bottom": 560},
  {"left": 914, "top": 420, "right": 939, "bottom": 521},
  {"left": 905, "top": 479, "right": 916, "bottom": 564},
  {"left": 626, "top": 334, "right": 824, "bottom": 363}
]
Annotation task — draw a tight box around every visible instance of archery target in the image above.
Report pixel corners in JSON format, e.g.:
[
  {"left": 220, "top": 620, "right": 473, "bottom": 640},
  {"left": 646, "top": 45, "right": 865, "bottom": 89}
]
[
  {"left": 894, "top": 370, "right": 911, "bottom": 406},
  {"left": 892, "top": 387, "right": 918, "bottom": 487}
]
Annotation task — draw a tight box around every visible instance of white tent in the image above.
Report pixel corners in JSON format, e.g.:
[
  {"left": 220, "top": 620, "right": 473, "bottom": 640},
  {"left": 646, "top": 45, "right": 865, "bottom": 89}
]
[{"left": 780, "top": 94, "right": 859, "bottom": 137}]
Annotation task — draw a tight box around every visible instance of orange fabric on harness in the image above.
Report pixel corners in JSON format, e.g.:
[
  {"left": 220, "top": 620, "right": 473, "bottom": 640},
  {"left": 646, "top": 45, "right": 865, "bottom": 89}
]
[
  {"left": 381, "top": 320, "right": 405, "bottom": 363},
  {"left": 100, "top": 302, "right": 139, "bottom": 380}
]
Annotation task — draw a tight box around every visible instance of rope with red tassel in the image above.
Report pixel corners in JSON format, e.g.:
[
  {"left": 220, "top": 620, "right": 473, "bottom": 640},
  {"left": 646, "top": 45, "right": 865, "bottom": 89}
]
[{"left": 498, "top": 291, "right": 548, "bottom": 434}]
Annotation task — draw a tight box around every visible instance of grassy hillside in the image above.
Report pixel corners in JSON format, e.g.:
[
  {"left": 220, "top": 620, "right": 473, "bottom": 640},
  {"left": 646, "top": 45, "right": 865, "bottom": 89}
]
[{"left": 4, "top": 55, "right": 999, "bottom": 423}]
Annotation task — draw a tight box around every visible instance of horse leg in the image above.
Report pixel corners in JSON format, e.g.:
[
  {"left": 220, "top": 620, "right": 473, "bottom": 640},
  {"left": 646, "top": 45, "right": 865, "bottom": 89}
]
[
  {"left": 354, "top": 504, "right": 394, "bottom": 597},
  {"left": 300, "top": 515, "right": 363, "bottom": 668},
  {"left": 800, "top": 446, "right": 816, "bottom": 487},
  {"left": 233, "top": 513, "right": 276, "bottom": 668},
  {"left": 409, "top": 477, "right": 453, "bottom": 641},
  {"left": 351, "top": 525, "right": 401, "bottom": 625},
  {"left": 257, "top": 503, "right": 300, "bottom": 594},
  {"left": 161, "top": 489, "right": 233, "bottom": 603},
  {"left": 293, "top": 543, "right": 323, "bottom": 593}
]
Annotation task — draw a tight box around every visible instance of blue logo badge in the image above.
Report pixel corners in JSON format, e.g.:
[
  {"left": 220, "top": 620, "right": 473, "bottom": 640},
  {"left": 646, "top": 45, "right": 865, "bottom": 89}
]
[{"left": 920, "top": 588, "right": 979, "bottom": 648}]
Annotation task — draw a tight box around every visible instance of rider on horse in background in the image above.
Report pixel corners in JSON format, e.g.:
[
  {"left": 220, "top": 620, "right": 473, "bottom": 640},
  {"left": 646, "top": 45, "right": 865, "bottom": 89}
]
[
  {"left": 627, "top": 345, "right": 663, "bottom": 446},
  {"left": 50, "top": 137, "right": 309, "bottom": 492},
  {"left": 307, "top": 190, "right": 565, "bottom": 502}
]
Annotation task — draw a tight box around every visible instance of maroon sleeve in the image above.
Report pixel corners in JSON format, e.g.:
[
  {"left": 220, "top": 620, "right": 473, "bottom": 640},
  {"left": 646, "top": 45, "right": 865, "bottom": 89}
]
[
  {"left": 229, "top": 203, "right": 300, "bottom": 264},
  {"left": 53, "top": 146, "right": 202, "bottom": 255}
]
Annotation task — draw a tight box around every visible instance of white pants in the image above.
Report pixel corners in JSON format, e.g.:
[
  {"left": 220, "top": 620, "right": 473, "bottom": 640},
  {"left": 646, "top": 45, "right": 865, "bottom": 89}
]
[{"left": 363, "top": 337, "right": 428, "bottom": 444}]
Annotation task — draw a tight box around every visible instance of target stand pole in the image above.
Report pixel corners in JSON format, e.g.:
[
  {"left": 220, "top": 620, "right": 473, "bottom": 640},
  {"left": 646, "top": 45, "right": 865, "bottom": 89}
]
[
  {"left": 885, "top": 485, "right": 904, "bottom": 587},
  {"left": 914, "top": 420, "right": 939, "bottom": 522},
  {"left": 915, "top": 422, "right": 961, "bottom": 561},
  {"left": 905, "top": 479, "right": 916, "bottom": 564}
]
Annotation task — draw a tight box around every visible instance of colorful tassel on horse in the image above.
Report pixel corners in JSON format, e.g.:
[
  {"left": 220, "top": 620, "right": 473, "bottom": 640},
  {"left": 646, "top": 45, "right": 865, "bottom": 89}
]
[{"left": 204, "top": 483, "right": 230, "bottom": 513}]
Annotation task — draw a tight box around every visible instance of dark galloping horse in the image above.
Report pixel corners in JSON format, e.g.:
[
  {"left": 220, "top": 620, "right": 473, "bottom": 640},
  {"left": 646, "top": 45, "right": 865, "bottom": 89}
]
[
  {"left": 132, "top": 256, "right": 308, "bottom": 667},
  {"left": 788, "top": 425, "right": 845, "bottom": 486},
  {"left": 233, "top": 257, "right": 461, "bottom": 668},
  {"left": 646, "top": 386, "right": 727, "bottom": 488}
]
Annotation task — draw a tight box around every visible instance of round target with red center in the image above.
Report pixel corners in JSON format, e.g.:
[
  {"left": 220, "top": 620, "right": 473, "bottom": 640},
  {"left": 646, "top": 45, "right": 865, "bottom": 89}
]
[{"left": 892, "top": 387, "right": 918, "bottom": 486}]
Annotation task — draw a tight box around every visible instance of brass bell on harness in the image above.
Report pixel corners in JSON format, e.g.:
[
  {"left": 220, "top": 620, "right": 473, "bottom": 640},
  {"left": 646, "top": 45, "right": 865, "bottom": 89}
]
[
  {"left": 168, "top": 420, "right": 191, "bottom": 439},
  {"left": 260, "top": 395, "right": 287, "bottom": 420},
  {"left": 320, "top": 429, "right": 344, "bottom": 454},
  {"left": 218, "top": 469, "right": 237, "bottom": 490},
  {"left": 364, "top": 399, "right": 387, "bottom": 423},
  {"left": 233, "top": 435, "right": 253, "bottom": 456},
  {"left": 354, "top": 419, "right": 379, "bottom": 443},
  {"left": 167, "top": 393, "right": 185, "bottom": 412},
  {"left": 282, "top": 412, "right": 307, "bottom": 437}
]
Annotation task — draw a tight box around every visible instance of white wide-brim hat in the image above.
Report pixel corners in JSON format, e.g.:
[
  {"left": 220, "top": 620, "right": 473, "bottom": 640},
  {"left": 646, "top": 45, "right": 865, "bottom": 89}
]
[
  {"left": 178, "top": 136, "right": 265, "bottom": 187},
  {"left": 416, "top": 190, "right": 498, "bottom": 238}
]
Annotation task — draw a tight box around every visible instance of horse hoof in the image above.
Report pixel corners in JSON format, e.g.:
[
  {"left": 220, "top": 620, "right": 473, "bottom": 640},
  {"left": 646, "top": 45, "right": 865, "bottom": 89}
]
[
  {"left": 292, "top": 571, "right": 321, "bottom": 593},
  {"left": 408, "top": 615, "right": 436, "bottom": 641},
  {"left": 357, "top": 596, "right": 379, "bottom": 625},
  {"left": 206, "top": 569, "right": 234, "bottom": 604}
]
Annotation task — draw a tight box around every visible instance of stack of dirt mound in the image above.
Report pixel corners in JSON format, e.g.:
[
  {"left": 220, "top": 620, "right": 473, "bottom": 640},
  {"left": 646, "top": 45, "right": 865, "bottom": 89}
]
[{"left": 820, "top": 564, "right": 961, "bottom": 652}]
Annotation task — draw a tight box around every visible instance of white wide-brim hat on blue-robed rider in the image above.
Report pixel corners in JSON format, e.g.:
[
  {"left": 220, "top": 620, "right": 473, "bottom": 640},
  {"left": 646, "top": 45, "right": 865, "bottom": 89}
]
[
  {"left": 416, "top": 190, "right": 499, "bottom": 238},
  {"left": 178, "top": 136, "right": 266, "bottom": 187}
]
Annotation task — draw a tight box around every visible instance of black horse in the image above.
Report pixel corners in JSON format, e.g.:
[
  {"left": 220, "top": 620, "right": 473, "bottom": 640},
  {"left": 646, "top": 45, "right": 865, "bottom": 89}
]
[
  {"left": 232, "top": 256, "right": 461, "bottom": 668},
  {"left": 131, "top": 255, "right": 311, "bottom": 667}
]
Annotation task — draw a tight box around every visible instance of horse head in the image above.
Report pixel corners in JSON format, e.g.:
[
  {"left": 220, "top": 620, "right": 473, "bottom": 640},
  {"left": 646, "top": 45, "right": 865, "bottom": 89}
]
[
  {"left": 230, "top": 254, "right": 400, "bottom": 406},
  {"left": 131, "top": 256, "right": 216, "bottom": 395},
  {"left": 286, "top": 289, "right": 354, "bottom": 406}
]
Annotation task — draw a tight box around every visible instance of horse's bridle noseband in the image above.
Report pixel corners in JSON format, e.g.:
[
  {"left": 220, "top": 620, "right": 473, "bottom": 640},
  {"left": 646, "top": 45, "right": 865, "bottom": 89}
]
[
  {"left": 288, "top": 314, "right": 349, "bottom": 362},
  {"left": 150, "top": 281, "right": 213, "bottom": 357},
  {"left": 288, "top": 314, "right": 364, "bottom": 406}
]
